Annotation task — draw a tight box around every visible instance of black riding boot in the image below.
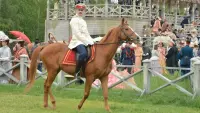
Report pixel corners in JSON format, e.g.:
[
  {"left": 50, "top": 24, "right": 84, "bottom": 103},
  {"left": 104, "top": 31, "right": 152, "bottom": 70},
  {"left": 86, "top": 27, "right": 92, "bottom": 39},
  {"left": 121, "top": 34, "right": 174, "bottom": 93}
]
[
  {"left": 75, "top": 60, "right": 85, "bottom": 85},
  {"left": 75, "top": 60, "right": 82, "bottom": 79}
]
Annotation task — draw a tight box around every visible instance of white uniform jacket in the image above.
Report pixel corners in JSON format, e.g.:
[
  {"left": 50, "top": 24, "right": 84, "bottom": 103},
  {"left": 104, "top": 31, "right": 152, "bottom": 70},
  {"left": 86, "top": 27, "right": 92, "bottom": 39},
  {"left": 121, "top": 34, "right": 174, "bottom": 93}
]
[{"left": 68, "top": 15, "right": 94, "bottom": 49}]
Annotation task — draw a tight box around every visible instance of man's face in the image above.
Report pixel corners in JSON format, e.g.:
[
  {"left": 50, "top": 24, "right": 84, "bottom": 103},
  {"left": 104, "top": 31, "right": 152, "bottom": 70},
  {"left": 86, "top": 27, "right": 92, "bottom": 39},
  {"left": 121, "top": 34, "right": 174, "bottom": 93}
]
[{"left": 76, "top": 8, "right": 85, "bottom": 17}]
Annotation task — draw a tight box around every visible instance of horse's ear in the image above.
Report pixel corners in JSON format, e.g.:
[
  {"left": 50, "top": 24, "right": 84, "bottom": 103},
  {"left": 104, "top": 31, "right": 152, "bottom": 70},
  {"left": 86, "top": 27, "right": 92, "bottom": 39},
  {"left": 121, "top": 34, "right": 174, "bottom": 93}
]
[{"left": 121, "top": 18, "right": 125, "bottom": 25}]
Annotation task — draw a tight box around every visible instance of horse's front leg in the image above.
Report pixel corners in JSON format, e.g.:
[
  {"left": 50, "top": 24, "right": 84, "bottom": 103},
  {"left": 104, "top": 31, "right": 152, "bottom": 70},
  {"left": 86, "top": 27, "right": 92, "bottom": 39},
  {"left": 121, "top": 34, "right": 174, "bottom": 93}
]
[
  {"left": 78, "top": 76, "right": 94, "bottom": 110},
  {"left": 100, "top": 75, "right": 111, "bottom": 112}
]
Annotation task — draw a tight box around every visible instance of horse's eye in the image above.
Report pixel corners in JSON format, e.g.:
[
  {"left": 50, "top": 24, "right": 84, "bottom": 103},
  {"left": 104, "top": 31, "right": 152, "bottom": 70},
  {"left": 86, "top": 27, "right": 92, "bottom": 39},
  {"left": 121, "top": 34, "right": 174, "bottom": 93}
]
[{"left": 125, "top": 28, "right": 129, "bottom": 30}]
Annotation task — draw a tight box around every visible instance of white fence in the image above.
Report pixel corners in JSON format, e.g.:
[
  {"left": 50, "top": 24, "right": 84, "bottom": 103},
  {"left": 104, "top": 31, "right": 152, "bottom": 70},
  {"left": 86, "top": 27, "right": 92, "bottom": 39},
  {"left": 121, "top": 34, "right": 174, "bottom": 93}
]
[
  {"left": 1, "top": 55, "right": 200, "bottom": 97},
  {"left": 47, "top": 4, "right": 185, "bottom": 25}
]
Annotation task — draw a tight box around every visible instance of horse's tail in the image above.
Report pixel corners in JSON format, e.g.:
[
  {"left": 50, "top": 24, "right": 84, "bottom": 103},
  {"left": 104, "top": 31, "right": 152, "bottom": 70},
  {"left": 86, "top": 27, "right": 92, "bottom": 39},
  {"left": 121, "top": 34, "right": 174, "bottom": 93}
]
[{"left": 25, "top": 46, "right": 43, "bottom": 93}]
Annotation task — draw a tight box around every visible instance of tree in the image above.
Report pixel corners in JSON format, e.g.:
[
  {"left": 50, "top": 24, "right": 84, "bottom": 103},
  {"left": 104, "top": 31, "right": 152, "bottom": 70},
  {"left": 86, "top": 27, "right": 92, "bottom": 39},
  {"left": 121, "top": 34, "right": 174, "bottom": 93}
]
[{"left": 0, "top": 0, "right": 47, "bottom": 42}]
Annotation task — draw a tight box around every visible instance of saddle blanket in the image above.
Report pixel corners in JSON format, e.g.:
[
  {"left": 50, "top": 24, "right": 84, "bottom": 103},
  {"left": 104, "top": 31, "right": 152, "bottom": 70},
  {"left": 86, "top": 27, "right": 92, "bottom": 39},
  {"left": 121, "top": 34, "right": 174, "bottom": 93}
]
[{"left": 62, "top": 45, "right": 95, "bottom": 65}]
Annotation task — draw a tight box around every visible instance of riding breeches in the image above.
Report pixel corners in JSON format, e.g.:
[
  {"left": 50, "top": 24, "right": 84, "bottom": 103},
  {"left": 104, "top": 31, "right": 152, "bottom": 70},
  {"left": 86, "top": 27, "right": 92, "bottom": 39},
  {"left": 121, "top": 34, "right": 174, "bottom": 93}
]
[{"left": 74, "top": 44, "right": 88, "bottom": 64}]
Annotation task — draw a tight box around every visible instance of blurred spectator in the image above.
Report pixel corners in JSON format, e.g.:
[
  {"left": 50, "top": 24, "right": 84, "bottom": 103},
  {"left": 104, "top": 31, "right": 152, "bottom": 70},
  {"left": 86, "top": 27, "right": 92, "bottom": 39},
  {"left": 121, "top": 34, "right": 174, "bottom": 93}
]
[
  {"left": 166, "top": 40, "right": 178, "bottom": 75},
  {"left": 150, "top": 18, "right": 155, "bottom": 28},
  {"left": 132, "top": 43, "right": 143, "bottom": 73},
  {"left": 151, "top": 45, "right": 161, "bottom": 73},
  {"left": 0, "top": 36, "right": 12, "bottom": 84},
  {"left": 157, "top": 42, "right": 167, "bottom": 74},
  {"left": 190, "top": 29, "right": 198, "bottom": 46},
  {"left": 161, "top": 19, "right": 169, "bottom": 32},
  {"left": 152, "top": 17, "right": 162, "bottom": 36},
  {"left": 11, "top": 40, "right": 30, "bottom": 83},
  {"left": 178, "top": 39, "right": 193, "bottom": 76},
  {"left": 181, "top": 17, "right": 189, "bottom": 28},
  {"left": 120, "top": 42, "right": 135, "bottom": 74},
  {"left": 152, "top": 45, "right": 159, "bottom": 57},
  {"left": 176, "top": 28, "right": 186, "bottom": 39},
  {"left": 31, "top": 38, "right": 40, "bottom": 55},
  {"left": 31, "top": 39, "right": 42, "bottom": 72},
  {"left": 142, "top": 42, "right": 151, "bottom": 61}
]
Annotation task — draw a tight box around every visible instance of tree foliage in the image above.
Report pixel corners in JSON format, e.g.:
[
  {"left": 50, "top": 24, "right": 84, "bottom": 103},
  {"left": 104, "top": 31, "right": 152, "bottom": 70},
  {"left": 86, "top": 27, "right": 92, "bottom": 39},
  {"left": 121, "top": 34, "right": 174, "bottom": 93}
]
[{"left": 0, "top": 0, "right": 46, "bottom": 42}]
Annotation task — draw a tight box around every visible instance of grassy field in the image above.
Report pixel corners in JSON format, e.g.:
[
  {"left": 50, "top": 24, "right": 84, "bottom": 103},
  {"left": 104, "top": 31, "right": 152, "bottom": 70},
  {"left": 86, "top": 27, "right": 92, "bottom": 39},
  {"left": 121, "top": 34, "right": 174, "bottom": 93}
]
[{"left": 0, "top": 73, "right": 200, "bottom": 113}]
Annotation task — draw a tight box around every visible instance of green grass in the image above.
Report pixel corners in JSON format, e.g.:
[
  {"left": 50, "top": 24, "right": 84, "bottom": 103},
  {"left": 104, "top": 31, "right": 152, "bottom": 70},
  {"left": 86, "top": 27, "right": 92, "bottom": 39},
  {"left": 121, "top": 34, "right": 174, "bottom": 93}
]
[{"left": 0, "top": 74, "right": 200, "bottom": 113}]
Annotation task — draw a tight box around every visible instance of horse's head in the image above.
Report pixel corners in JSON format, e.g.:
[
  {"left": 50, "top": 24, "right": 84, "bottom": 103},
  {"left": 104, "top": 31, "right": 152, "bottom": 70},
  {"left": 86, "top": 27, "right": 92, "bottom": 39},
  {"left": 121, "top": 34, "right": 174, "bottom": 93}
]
[{"left": 118, "top": 18, "right": 140, "bottom": 44}]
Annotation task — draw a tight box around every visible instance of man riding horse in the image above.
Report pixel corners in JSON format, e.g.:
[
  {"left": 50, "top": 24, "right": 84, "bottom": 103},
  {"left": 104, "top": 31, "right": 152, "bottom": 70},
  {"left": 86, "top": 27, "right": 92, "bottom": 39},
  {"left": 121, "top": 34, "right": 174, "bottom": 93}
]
[{"left": 69, "top": 3, "right": 94, "bottom": 78}]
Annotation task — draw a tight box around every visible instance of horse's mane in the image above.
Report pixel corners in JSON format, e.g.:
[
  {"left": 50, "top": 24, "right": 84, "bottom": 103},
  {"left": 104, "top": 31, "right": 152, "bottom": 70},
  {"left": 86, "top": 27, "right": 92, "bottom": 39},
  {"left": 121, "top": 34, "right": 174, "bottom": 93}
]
[{"left": 98, "top": 28, "right": 115, "bottom": 44}]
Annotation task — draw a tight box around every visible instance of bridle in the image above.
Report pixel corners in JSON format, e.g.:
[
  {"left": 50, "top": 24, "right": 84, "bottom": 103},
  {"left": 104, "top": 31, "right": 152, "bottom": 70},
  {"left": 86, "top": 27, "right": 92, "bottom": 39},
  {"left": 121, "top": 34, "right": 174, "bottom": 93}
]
[
  {"left": 119, "top": 24, "right": 138, "bottom": 44},
  {"left": 95, "top": 24, "right": 138, "bottom": 45}
]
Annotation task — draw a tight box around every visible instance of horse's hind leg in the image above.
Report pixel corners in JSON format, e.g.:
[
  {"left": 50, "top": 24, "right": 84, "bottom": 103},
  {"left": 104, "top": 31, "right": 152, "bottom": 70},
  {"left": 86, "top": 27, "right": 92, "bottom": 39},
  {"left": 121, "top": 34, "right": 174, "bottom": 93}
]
[
  {"left": 100, "top": 75, "right": 111, "bottom": 112},
  {"left": 44, "top": 70, "right": 58, "bottom": 109},
  {"left": 49, "top": 89, "right": 56, "bottom": 109},
  {"left": 78, "top": 76, "right": 94, "bottom": 110}
]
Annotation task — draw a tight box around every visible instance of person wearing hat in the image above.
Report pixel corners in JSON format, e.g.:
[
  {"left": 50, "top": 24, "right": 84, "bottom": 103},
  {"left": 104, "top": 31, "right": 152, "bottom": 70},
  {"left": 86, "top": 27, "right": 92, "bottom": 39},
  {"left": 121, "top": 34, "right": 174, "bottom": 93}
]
[
  {"left": 69, "top": 3, "right": 94, "bottom": 78},
  {"left": 11, "top": 40, "right": 30, "bottom": 83},
  {"left": 165, "top": 40, "right": 178, "bottom": 75},
  {"left": 178, "top": 39, "right": 193, "bottom": 76},
  {"left": 0, "top": 35, "right": 12, "bottom": 84}
]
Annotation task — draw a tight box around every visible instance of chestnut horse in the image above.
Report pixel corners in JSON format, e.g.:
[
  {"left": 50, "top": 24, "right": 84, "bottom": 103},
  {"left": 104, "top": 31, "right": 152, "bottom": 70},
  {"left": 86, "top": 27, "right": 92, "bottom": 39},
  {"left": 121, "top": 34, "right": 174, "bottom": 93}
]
[{"left": 25, "top": 18, "right": 139, "bottom": 111}]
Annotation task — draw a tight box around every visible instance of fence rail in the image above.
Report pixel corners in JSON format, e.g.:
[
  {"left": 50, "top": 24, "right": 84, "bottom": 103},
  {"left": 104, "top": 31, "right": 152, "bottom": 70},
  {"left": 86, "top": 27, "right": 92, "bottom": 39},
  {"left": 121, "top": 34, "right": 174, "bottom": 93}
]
[
  {"left": 47, "top": 4, "right": 185, "bottom": 25},
  {"left": 1, "top": 55, "right": 200, "bottom": 97}
]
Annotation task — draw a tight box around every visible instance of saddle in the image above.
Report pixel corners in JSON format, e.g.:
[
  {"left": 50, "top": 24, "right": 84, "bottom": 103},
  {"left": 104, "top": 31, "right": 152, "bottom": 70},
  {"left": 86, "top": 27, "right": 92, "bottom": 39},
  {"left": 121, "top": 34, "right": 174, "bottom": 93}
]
[{"left": 62, "top": 45, "right": 95, "bottom": 66}]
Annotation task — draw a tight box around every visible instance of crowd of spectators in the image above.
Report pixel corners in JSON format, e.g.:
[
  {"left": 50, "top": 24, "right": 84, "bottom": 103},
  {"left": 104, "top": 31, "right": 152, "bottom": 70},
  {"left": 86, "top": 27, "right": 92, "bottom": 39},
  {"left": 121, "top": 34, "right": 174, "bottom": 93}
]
[
  {"left": 0, "top": 32, "right": 41, "bottom": 84},
  {"left": 119, "top": 16, "right": 200, "bottom": 76}
]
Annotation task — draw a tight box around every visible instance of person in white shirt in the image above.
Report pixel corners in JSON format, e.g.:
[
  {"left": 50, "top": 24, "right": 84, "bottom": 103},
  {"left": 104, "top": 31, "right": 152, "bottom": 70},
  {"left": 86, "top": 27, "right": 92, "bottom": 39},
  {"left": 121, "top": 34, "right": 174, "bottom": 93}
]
[
  {"left": 69, "top": 3, "right": 94, "bottom": 78},
  {"left": 0, "top": 35, "right": 12, "bottom": 84}
]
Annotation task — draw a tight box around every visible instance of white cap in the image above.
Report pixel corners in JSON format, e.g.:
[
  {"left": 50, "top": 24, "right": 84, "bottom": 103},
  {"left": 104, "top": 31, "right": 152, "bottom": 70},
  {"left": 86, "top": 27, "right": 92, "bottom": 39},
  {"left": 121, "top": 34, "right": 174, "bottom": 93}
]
[
  {"left": 0, "top": 31, "right": 6, "bottom": 41},
  {"left": 1, "top": 35, "right": 9, "bottom": 41}
]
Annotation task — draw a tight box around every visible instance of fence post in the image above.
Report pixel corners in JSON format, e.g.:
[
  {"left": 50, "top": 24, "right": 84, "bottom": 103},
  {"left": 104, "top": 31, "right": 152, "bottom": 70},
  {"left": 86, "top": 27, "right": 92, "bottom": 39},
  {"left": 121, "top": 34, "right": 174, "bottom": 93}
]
[
  {"left": 150, "top": 56, "right": 160, "bottom": 74},
  {"left": 190, "top": 57, "right": 199, "bottom": 87},
  {"left": 20, "top": 55, "right": 28, "bottom": 84},
  {"left": 192, "top": 61, "right": 200, "bottom": 95},
  {"left": 191, "top": 57, "right": 199, "bottom": 71},
  {"left": 57, "top": 70, "right": 65, "bottom": 87},
  {"left": 64, "top": 2, "right": 68, "bottom": 20},
  {"left": 105, "top": 0, "right": 108, "bottom": 17},
  {"left": 143, "top": 59, "right": 151, "bottom": 94},
  {"left": 47, "top": 0, "right": 50, "bottom": 20}
]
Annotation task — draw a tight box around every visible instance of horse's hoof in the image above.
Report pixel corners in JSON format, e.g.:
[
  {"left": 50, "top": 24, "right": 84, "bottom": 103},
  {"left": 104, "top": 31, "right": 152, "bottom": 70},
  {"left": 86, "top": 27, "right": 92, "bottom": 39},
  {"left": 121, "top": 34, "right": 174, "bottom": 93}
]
[
  {"left": 77, "top": 105, "right": 82, "bottom": 110},
  {"left": 105, "top": 106, "right": 111, "bottom": 112},
  {"left": 44, "top": 104, "right": 48, "bottom": 108}
]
